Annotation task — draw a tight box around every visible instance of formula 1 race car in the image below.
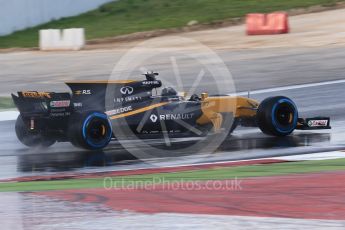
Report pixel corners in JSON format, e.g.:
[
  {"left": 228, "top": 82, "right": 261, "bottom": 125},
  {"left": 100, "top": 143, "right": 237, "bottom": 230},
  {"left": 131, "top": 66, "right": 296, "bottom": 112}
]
[{"left": 12, "top": 72, "right": 331, "bottom": 150}]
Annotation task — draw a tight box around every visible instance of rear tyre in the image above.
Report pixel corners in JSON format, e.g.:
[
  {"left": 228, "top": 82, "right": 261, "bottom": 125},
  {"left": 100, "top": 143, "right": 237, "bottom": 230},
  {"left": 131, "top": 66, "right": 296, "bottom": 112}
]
[
  {"left": 15, "top": 115, "right": 56, "bottom": 148},
  {"left": 68, "top": 111, "right": 112, "bottom": 150},
  {"left": 257, "top": 96, "right": 298, "bottom": 136}
]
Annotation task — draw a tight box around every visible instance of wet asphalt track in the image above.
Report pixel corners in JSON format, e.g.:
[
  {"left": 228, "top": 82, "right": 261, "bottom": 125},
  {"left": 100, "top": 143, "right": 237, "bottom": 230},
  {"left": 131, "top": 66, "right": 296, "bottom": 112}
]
[{"left": 1, "top": 46, "right": 345, "bottom": 179}]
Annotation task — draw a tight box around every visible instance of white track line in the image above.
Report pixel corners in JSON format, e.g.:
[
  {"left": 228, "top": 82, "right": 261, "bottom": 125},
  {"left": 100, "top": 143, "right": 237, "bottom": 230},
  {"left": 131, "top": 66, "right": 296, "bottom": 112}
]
[
  {"left": 235, "top": 78, "right": 345, "bottom": 96},
  {"left": 57, "top": 150, "right": 345, "bottom": 176},
  {"left": 0, "top": 111, "right": 19, "bottom": 121},
  {"left": 274, "top": 151, "right": 345, "bottom": 161}
]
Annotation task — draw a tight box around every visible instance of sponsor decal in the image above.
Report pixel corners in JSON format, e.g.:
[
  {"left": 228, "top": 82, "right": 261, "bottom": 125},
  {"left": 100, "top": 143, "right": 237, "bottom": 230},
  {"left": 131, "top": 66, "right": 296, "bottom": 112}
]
[
  {"left": 114, "top": 96, "right": 142, "bottom": 103},
  {"left": 50, "top": 108, "right": 67, "bottom": 113},
  {"left": 106, "top": 106, "right": 133, "bottom": 116},
  {"left": 73, "top": 102, "right": 83, "bottom": 108},
  {"left": 50, "top": 112, "right": 71, "bottom": 117},
  {"left": 141, "top": 130, "right": 181, "bottom": 134},
  {"left": 120, "top": 86, "right": 134, "bottom": 95},
  {"left": 74, "top": 90, "right": 91, "bottom": 95},
  {"left": 150, "top": 113, "right": 194, "bottom": 123},
  {"left": 142, "top": 80, "right": 160, "bottom": 85},
  {"left": 308, "top": 119, "right": 328, "bottom": 127},
  {"left": 22, "top": 91, "right": 51, "bottom": 99},
  {"left": 160, "top": 113, "right": 194, "bottom": 121},
  {"left": 150, "top": 114, "right": 158, "bottom": 123},
  {"left": 50, "top": 100, "right": 70, "bottom": 108}
]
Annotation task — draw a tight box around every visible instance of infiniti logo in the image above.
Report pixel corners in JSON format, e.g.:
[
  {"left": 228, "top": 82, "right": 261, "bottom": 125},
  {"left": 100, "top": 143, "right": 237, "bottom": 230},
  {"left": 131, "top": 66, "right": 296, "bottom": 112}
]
[{"left": 120, "top": 86, "right": 134, "bottom": 95}]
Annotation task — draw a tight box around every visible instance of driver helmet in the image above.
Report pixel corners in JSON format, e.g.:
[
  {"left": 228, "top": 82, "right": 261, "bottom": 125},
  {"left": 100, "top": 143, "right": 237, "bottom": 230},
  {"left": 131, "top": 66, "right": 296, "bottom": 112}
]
[{"left": 161, "top": 87, "right": 178, "bottom": 97}]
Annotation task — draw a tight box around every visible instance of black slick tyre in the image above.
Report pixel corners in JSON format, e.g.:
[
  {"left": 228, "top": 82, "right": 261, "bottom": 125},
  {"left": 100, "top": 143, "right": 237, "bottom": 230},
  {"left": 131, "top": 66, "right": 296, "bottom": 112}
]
[
  {"left": 15, "top": 115, "right": 55, "bottom": 148},
  {"left": 257, "top": 96, "right": 298, "bottom": 136}
]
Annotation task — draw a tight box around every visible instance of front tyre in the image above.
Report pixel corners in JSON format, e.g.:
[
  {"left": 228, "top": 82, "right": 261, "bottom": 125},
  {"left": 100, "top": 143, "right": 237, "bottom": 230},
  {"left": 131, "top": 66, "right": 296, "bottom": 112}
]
[
  {"left": 257, "top": 96, "right": 298, "bottom": 136},
  {"left": 15, "top": 115, "right": 56, "bottom": 148},
  {"left": 68, "top": 111, "right": 112, "bottom": 150}
]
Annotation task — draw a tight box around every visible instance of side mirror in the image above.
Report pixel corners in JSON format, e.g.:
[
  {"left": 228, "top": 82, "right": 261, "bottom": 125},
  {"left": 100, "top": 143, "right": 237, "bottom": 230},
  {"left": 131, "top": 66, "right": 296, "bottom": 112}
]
[
  {"left": 143, "top": 72, "right": 159, "bottom": 81},
  {"left": 201, "top": 93, "right": 209, "bottom": 100}
]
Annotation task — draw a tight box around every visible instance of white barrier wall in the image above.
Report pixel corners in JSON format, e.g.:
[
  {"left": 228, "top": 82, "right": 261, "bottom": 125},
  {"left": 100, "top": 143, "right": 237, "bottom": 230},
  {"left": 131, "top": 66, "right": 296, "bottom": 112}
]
[
  {"left": 0, "top": 0, "right": 115, "bottom": 36},
  {"left": 39, "top": 28, "right": 85, "bottom": 50}
]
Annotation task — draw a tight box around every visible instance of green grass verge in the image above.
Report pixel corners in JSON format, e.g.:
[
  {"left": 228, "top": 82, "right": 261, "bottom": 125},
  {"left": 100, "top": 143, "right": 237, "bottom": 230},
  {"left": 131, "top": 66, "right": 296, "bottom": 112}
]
[
  {"left": 0, "top": 0, "right": 343, "bottom": 48},
  {"left": 0, "top": 97, "right": 15, "bottom": 110},
  {"left": 1, "top": 158, "right": 345, "bottom": 192}
]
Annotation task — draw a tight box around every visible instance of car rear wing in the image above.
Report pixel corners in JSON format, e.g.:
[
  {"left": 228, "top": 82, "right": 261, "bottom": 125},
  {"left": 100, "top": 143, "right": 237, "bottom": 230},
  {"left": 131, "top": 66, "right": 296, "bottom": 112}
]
[
  {"left": 66, "top": 79, "right": 162, "bottom": 111},
  {"left": 11, "top": 91, "right": 72, "bottom": 118}
]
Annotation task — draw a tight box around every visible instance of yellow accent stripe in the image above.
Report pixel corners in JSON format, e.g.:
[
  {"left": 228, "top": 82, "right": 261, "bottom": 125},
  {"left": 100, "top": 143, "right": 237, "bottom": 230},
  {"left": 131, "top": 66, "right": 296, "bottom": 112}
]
[{"left": 109, "top": 102, "right": 169, "bottom": 120}]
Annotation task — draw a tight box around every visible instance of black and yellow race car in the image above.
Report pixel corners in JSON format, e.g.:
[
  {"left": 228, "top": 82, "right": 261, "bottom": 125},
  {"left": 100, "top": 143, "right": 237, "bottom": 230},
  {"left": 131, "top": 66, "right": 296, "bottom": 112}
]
[{"left": 12, "top": 72, "right": 331, "bottom": 150}]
